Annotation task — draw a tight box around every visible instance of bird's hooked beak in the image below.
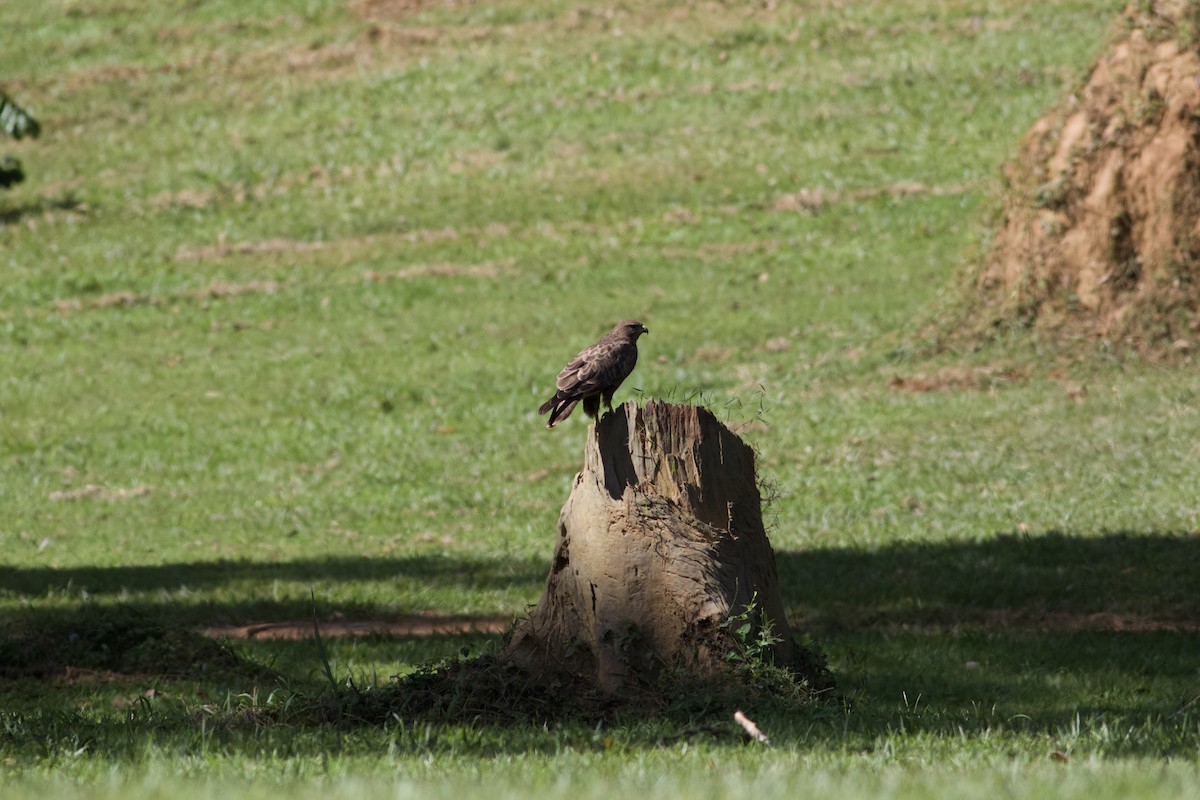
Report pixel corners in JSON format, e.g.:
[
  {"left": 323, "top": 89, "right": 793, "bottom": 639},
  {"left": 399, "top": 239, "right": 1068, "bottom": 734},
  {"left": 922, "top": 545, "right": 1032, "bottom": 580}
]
[{"left": 641, "top": 325, "right": 649, "bottom": 336}]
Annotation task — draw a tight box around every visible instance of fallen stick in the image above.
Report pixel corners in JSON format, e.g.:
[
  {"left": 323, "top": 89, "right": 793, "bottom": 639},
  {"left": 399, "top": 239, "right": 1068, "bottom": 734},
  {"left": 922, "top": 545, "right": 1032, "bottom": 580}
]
[{"left": 733, "top": 710, "right": 771, "bottom": 746}]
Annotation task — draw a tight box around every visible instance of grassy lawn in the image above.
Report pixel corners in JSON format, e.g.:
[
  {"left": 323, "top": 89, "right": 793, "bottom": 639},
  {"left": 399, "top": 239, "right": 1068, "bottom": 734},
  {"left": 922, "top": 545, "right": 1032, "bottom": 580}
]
[{"left": 3, "top": 0, "right": 1199, "bottom": 796}]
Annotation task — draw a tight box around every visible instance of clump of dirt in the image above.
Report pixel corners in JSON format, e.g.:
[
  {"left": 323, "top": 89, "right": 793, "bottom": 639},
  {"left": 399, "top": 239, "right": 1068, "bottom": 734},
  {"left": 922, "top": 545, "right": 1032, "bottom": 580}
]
[
  {"left": 969, "top": 1, "right": 1200, "bottom": 353},
  {"left": 320, "top": 641, "right": 835, "bottom": 728},
  {"left": 0, "top": 607, "right": 274, "bottom": 683}
]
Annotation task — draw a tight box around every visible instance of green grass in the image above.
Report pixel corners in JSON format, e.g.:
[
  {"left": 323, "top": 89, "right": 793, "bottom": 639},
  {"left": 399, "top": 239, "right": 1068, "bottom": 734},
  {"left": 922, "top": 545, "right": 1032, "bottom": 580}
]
[{"left": 4, "top": 0, "right": 1200, "bottom": 796}]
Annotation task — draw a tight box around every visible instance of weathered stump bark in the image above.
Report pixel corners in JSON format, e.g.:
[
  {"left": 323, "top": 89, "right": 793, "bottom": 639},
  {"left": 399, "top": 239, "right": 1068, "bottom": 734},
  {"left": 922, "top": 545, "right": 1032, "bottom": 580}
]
[{"left": 502, "top": 400, "right": 792, "bottom": 693}]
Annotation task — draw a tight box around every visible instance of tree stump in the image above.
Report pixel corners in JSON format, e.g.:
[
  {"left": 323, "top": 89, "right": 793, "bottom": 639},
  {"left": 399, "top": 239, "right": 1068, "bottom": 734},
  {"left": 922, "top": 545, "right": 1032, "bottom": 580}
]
[{"left": 502, "top": 400, "right": 793, "bottom": 693}]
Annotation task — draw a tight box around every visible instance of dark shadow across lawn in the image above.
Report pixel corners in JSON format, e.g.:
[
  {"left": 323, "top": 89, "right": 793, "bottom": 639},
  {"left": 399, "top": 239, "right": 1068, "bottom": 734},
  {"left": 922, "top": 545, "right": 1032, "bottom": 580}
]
[
  {"left": 776, "top": 529, "right": 1200, "bottom": 633},
  {"left": 770, "top": 530, "right": 1200, "bottom": 752},
  {"left": 0, "top": 553, "right": 545, "bottom": 601},
  {"left": 1, "top": 532, "right": 1197, "bottom": 757}
]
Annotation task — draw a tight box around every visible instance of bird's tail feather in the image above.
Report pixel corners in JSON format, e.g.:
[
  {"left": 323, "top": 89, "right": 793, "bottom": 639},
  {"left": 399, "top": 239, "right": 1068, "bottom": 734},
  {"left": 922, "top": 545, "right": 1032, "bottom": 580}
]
[{"left": 546, "top": 398, "right": 579, "bottom": 428}]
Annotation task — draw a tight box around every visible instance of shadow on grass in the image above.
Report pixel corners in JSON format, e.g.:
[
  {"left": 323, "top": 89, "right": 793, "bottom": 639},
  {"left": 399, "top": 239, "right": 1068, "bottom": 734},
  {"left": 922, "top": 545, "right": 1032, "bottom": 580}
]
[
  {"left": 0, "top": 192, "right": 86, "bottom": 226},
  {"left": 0, "top": 552, "right": 546, "bottom": 600},
  {"left": 770, "top": 529, "right": 1200, "bottom": 754},
  {"left": 1, "top": 531, "right": 1198, "bottom": 757},
  {"left": 776, "top": 529, "right": 1200, "bottom": 632},
  {"left": 0, "top": 553, "right": 540, "bottom": 684}
]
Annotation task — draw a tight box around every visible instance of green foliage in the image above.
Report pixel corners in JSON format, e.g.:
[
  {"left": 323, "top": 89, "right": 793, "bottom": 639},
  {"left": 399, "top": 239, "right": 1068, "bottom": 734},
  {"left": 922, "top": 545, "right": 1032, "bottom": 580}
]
[
  {"left": 721, "top": 594, "right": 783, "bottom": 667},
  {"left": 716, "top": 594, "right": 835, "bottom": 707},
  {"left": 0, "top": 92, "right": 40, "bottom": 140},
  {"left": 0, "top": 91, "right": 39, "bottom": 189}
]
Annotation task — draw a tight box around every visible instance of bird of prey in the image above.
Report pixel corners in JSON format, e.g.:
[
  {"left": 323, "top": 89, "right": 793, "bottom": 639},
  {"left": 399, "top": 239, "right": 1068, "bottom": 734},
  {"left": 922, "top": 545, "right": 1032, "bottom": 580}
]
[{"left": 538, "top": 320, "right": 649, "bottom": 428}]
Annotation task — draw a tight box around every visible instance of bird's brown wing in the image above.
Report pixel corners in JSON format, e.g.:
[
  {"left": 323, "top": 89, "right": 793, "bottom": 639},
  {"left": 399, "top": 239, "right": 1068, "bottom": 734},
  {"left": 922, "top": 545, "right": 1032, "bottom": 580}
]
[{"left": 554, "top": 338, "right": 634, "bottom": 400}]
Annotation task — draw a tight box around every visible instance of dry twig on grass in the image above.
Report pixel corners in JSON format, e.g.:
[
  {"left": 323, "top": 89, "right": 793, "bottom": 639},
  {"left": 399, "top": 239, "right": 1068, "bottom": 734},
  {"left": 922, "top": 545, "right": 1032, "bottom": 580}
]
[{"left": 733, "top": 710, "right": 771, "bottom": 746}]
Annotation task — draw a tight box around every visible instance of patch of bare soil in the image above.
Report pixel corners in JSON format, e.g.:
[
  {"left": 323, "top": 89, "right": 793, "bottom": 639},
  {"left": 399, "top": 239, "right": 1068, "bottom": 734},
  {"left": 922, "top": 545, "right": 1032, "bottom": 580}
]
[
  {"left": 889, "top": 364, "right": 1029, "bottom": 393},
  {"left": 0, "top": 665, "right": 160, "bottom": 685},
  {"left": 969, "top": 1, "right": 1200, "bottom": 353},
  {"left": 999, "top": 609, "right": 1200, "bottom": 633},
  {"left": 361, "top": 260, "right": 510, "bottom": 282},
  {"left": 772, "top": 181, "right": 968, "bottom": 214},
  {"left": 351, "top": 0, "right": 478, "bottom": 20},
  {"left": 798, "top": 606, "right": 1200, "bottom": 635},
  {"left": 660, "top": 239, "right": 789, "bottom": 263},
  {"left": 201, "top": 614, "right": 511, "bottom": 640},
  {"left": 52, "top": 280, "right": 281, "bottom": 314},
  {"left": 175, "top": 238, "right": 330, "bottom": 261},
  {"left": 47, "top": 484, "right": 153, "bottom": 501}
]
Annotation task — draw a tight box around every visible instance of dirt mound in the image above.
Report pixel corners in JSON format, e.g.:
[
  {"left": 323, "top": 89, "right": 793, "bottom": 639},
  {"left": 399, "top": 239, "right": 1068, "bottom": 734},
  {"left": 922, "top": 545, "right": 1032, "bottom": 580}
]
[
  {"left": 973, "top": 1, "right": 1200, "bottom": 352},
  {"left": 1, "top": 608, "right": 273, "bottom": 683}
]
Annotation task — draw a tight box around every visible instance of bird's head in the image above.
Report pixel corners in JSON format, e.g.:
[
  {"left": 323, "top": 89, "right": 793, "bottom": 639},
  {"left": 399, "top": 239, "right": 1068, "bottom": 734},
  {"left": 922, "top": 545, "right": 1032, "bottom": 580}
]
[{"left": 617, "top": 319, "right": 649, "bottom": 339}]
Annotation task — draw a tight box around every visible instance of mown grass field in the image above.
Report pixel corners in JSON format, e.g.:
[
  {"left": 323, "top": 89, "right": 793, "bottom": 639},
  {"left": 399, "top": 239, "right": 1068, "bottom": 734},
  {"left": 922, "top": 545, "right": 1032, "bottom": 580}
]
[{"left": 3, "top": 0, "right": 1199, "bottom": 797}]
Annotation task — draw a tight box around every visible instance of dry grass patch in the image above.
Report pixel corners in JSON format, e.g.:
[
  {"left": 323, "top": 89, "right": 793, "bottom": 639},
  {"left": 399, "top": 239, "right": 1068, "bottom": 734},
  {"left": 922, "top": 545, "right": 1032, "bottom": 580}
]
[
  {"left": 773, "top": 182, "right": 970, "bottom": 214},
  {"left": 797, "top": 605, "right": 1200, "bottom": 635},
  {"left": 201, "top": 614, "right": 510, "bottom": 641},
  {"left": 888, "top": 364, "right": 1029, "bottom": 393},
  {"left": 661, "top": 239, "right": 788, "bottom": 263},
  {"left": 361, "top": 259, "right": 512, "bottom": 282},
  {"left": 47, "top": 485, "right": 153, "bottom": 502},
  {"left": 352, "top": 0, "right": 483, "bottom": 21},
  {"left": 52, "top": 280, "right": 281, "bottom": 314},
  {"left": 176, "top": 238, "right": 330, "bottom": 261}
]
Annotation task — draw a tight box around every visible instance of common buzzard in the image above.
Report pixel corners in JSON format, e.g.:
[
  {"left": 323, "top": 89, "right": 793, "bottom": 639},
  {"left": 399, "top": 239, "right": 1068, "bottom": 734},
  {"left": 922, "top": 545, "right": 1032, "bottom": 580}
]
[{"left": 538, "top": 320, "right": 649, "bottom": 428}]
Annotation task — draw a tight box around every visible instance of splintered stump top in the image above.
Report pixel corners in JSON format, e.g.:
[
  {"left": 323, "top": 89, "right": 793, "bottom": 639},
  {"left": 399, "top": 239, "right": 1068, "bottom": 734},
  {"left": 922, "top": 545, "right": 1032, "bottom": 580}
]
[{"left": 502, "top": 400, "right": 792, "bottom": 693}]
